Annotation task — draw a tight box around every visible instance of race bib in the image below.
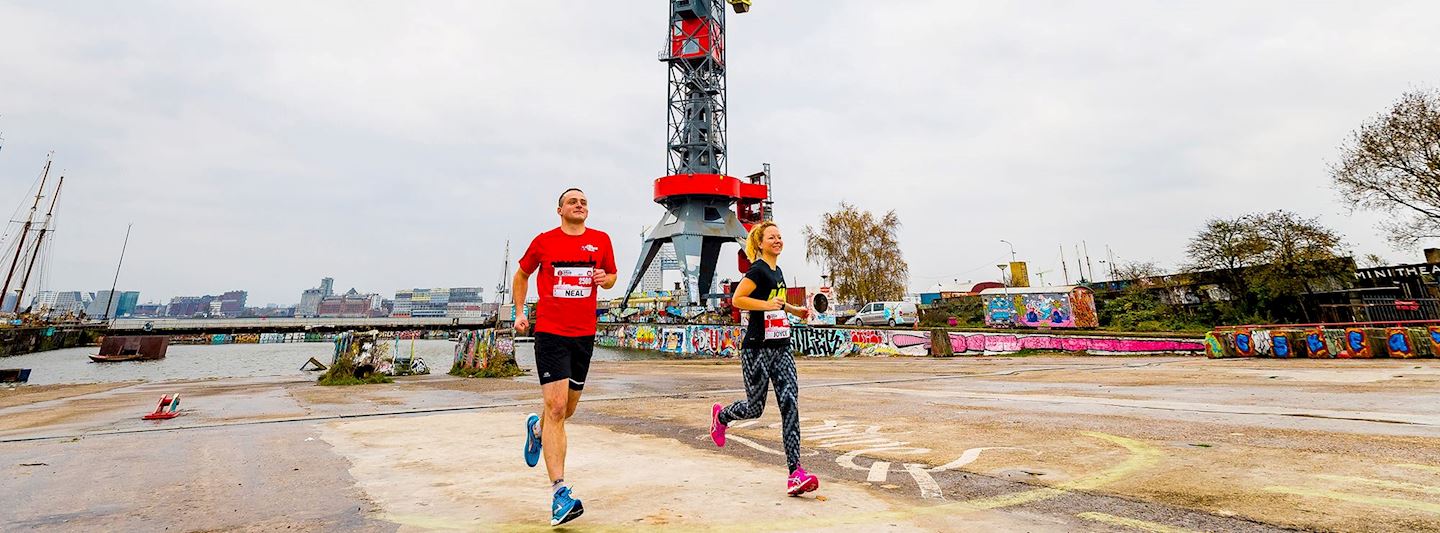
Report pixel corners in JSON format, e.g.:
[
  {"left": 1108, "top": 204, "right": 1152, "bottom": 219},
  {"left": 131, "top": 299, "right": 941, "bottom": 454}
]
[
  {"left": 763, "top": 310, "right": 790, "bottom": 340},
  {"left": 553, "top": 266, "right": 594, "bottom": 298}
]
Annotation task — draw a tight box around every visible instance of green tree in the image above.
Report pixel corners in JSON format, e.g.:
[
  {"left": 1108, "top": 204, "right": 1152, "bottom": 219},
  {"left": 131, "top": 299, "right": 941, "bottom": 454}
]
[
  {"left": 1246, "top": 210, "right": 1350, "bottom": 322},
  {"left": 802, "top": 202, "right": 909, "bottom": 305},
  {"left": 1182, "top": 211, "right": 1349, "bottom": 323},
  {"left": 1332, "top": 89, "right": 1440, "bottom": 245}
]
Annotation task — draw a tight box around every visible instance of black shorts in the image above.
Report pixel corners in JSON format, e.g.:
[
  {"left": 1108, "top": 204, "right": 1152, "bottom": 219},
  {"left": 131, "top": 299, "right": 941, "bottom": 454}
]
[{"left": 534, "top": 332, "right": 594, "bottom": 391}]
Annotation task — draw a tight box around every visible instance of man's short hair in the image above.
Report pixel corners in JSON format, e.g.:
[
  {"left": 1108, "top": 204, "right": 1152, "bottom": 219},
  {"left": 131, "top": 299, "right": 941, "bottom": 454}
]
[{"left": 558, "top": 188, "right": 585, "bottom": 206}]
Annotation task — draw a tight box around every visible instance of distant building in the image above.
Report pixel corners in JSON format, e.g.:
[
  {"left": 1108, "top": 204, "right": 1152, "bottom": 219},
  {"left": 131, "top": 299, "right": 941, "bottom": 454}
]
[
  {"left": 165, "top": 296, "right": 213, "bottom": 318},
  {"left": 297, "top": 289, "right": 324, "bottom": 318},
  {"left": 317, "top": 289, "right": 384, "bottom": 318},
  {"left": 215, "top": 290, "right": 247, "bottom": 317},
  {"left": 32, "top": 291, "right": 87, "bottom": 315},
  {"left": 296, "top": 277, "right": 335, "bottom": 318},
  {"left": 132, "top": 303, "right": 164, "bottom": 318},
  {"left": 86, "top": 290, "right": 140, "bottom": 319},
  {"left": 392, "top": 287, "right": 484, "bottom": 318},
  {"left": 639, "top": 244, "right": 680, "bottom": 293}
]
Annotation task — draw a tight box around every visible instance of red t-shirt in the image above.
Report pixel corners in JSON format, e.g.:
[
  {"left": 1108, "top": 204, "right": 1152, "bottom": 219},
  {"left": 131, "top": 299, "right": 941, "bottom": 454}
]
[{"left": 518, "top": 227, "right": 617, "bottom": 337}]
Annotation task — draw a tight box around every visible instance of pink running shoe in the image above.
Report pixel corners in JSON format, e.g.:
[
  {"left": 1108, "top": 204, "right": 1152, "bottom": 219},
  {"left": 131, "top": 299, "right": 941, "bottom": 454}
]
[
  {"left": 710, "top": 403, "right": 726, "bottom": 447},
  {"left": 787, "top": 466, "right": 819, "bottom": 496}
]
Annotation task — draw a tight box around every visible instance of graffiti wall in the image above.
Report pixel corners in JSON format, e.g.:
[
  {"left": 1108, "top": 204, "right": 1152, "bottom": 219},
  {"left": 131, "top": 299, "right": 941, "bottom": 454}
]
[
  {"left": 791, "top": 328, "right": 931, "bottom": 357},
  {"left": 167, "top": 332, "right": 332, "bottom": 345},
  {"left": 1208, "top": 325, "right": 1440, "bottom": 359},
  {"left": 980, "top": 287, "right": 1098, "bottom": 329},
  {"left": 943, "top": 331, "right": 1203, "bottom": 355},
  {"left": 596, "top": 324, "right": 1204, "bottom": 357}
]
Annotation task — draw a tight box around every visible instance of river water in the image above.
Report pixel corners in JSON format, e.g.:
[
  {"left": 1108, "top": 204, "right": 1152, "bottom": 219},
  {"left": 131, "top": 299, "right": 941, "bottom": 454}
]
[{"left": 0, "top": 340, "right": 669, "bottom": 386}]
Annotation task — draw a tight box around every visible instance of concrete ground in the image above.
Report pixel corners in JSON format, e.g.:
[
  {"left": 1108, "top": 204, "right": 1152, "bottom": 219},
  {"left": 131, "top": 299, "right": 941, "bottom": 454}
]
[{"left": 1, "top": 355, "right": 1438, "bottom": 532}]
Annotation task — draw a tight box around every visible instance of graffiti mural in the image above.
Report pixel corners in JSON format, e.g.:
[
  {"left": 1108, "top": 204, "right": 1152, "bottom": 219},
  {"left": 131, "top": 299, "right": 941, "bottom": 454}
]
[
  {"left": 1340, "top": 328, "right": 1371, "bottom": 358},
  {"left": 1272, "top": 333, "right": 1293, "bottom": 358},
  {"left": 1387, "top": 327, "right": 1416, "bottom": 358},
  {"left": 660, "top": 327, "right": 687, "bottom": 353},
  {"left": 1021, "top": 294, "right": 1073, "bottom": 327},
  {"left": 980, "top": 287, "right": 1098, "bottom": 329},
  {"left": 1251, "top": 330, "right": 1273, "bottom": 357},
  {"left": 985, "top": 297, "right": 1016, "bottom": 326},
  {"left": 1233, "top": 329, "right": 1255, "bottom": 357},
  {"left": 1070, "top": 288, "right": 1099, "bottom": 328},
  {"left": 1208, "top": 325, "right": 1440, "bottom": 359},
  {"left": 945, "top": 332, "right": 1204, "bottom": 355},
  {"left": 793, "top": 327, "right": 848, "bottom": 356},
  {"left": 688, "top": 326, "right": 743, "bottom": 357},
  {"left": 595, "top": 325, "right": 1206, "bottom": 357},
  {"left": 635, "top": 325, "right": 659, "bottom": 350},
  {"left": 1203, "top": 332, "right": 1224, "bottom": 358}
]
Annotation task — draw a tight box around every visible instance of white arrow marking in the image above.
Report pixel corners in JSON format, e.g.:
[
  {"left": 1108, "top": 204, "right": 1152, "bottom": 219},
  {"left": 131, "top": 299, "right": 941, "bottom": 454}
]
[
  {"left": 904, "top": 463, "right": 945, "bottom": 500},
  {"left": 868, "top": 461, "right": 891, "bottom": 482}
]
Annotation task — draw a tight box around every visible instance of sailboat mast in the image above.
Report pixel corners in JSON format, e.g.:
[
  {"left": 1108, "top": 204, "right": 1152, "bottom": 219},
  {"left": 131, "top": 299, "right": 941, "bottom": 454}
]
[
  {"left": 102, "top": 223, "right": 133, "bottom": 321},
  {"left": 2, "top": 156, "right": 51, "bottom": 312},
  {"left": 498, "top": 240, "right": 511, "bottom": 305},
  {"left": 16, "top": 175, "right": 64, "bottom": 311}
]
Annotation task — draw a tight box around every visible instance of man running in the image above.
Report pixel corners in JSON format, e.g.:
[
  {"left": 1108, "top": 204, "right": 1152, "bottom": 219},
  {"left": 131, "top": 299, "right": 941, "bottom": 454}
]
[{"left": 513, "top": 187, "right": 617, "bottom": 526}]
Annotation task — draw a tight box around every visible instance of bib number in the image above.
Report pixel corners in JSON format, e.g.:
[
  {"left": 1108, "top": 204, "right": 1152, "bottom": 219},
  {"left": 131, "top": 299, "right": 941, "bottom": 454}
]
[
  {"left": 553, "top": 266, "right": 594, "bottom": 298},
  {"left": 763, "top": 310, "right": 790, "bottom": 340}
]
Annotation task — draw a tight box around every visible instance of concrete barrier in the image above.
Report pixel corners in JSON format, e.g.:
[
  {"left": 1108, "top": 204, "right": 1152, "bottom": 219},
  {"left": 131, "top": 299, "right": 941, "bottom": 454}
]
[{"left": 1209, "top": 324, "right": 1440, "bottom": 359}]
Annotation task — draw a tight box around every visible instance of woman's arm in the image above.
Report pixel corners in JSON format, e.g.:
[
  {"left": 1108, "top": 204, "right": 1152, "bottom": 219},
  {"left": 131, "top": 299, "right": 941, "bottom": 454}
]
[{"left": 732, "top": 278, "right": 784, "bottom": 312}]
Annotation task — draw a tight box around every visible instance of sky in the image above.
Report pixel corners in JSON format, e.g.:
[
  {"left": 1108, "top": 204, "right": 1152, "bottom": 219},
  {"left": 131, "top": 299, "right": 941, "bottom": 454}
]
[{"left": 0, "top": 0, "right": 1435, "bottom": 306}]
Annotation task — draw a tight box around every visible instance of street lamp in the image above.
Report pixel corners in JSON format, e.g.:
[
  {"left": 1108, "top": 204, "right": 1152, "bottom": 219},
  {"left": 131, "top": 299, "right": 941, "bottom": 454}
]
[{"left": 1000, "top": 240, "right": 1016, "bottom": 263}]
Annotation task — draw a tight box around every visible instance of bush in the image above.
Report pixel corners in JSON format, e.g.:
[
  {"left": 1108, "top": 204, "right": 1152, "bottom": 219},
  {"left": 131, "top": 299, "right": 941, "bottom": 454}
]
[{"left": 920, "top": 297, "right": 984, "bottom": 328}]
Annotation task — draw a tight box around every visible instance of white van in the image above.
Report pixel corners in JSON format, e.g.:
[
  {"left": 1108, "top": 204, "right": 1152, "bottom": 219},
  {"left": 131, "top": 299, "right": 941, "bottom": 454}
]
[{"left": 849, "top": 301, "right": 919, "bottom": 327}]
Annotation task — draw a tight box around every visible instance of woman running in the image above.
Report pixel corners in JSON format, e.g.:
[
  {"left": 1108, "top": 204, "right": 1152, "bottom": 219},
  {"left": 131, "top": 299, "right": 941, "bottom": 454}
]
[{"left": 709, "top": 221, "right": 818, "bottom": 496}]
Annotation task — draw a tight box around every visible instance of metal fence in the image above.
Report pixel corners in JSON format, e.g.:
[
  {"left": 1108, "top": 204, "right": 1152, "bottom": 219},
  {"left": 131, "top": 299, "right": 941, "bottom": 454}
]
[{"left": 1318, "top": 297, "right": 1440, "bottom": 323}]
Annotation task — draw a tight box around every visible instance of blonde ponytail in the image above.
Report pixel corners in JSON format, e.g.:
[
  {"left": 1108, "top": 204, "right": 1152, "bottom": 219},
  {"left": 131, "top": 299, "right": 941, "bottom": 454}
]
[{"left": 744, "top": 221, "right": 778, "bottom": 262}]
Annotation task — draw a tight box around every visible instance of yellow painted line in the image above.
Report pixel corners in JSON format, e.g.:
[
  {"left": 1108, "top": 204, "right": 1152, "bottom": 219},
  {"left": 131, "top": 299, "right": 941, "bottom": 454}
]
[
  {"left": 1399, "top": 464, "right": 1440, "bottom": 475},
  {"left": 1315, "top": 474, "right": 1440, "bottom": 496},
  {"left": 961, "top": 432, "right": 1160, "bottom": 510},
  {"left": 1078, "top": 512, "right": 1202, "bottom": 533},
  {"left": 1264, "top": 486, "right": 1440, "bottom": 515}
]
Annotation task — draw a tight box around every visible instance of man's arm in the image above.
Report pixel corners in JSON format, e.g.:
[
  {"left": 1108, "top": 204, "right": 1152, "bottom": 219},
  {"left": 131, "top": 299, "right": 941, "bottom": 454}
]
[
  {"left": 595, "top": 234, "right": 619, "bottom": 290},
  {"left": 512, "top": 268, "right": 533, "bottom": 334}
]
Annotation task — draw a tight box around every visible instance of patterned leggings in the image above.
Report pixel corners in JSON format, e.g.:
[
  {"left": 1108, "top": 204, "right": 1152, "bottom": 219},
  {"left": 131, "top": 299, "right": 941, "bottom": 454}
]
[{"left": 718, "top": 345, "right": 802, "bottom": 473}]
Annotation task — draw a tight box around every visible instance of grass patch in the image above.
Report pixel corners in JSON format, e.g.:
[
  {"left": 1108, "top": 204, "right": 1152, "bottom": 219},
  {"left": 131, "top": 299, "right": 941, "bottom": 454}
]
[
  {"left": 449, "top": 360, "right": 525, "bottom": 379},
  {"left": 317, "top": 373, "right": 394, "bottom": 386}
]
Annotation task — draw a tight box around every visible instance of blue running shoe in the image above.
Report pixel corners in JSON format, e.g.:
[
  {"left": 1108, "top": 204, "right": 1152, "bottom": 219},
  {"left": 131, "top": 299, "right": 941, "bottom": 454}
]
[
  {"left": 550, "top": 486, "right": 584, "bottom": 526},
  {"left": 524, "top": 413, "right": 542, "bottom": 468}
]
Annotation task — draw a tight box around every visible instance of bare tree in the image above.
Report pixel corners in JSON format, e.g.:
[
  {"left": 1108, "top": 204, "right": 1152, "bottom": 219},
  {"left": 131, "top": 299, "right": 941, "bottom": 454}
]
[
  {"left": 1361, "top": 253, "right": 1388, "bottom": 268},
  {"left": 802, "top": 202, "right": 909, "bottom": 305},
  {"left": 1184, "top": 216, "right": 1257, "bottom": 301},
  {"left": 1332, "top": 89, "right": 1440, "bottom": 245},
  {"left": 1112, "top": 261, "right": 1164, "bottom": 283}
]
